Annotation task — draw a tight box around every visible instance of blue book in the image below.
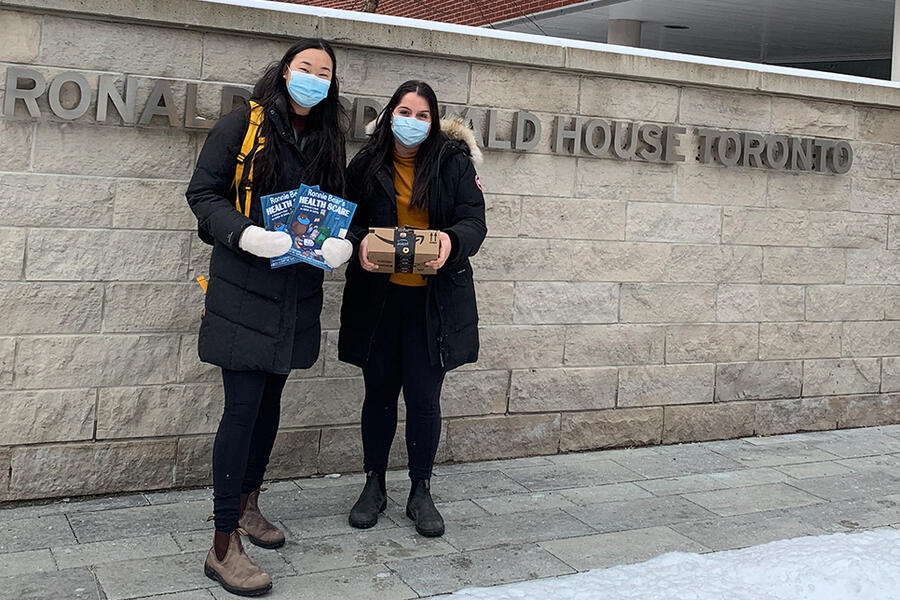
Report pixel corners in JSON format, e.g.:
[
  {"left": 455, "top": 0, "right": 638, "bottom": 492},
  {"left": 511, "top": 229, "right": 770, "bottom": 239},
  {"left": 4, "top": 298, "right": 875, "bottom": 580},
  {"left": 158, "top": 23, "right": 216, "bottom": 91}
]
[
  {"left": 260, "top": 184, "right": 357, "bottom": 271},
  {"left": 260, "top": 188, "right": 302, "bottom": 269}
]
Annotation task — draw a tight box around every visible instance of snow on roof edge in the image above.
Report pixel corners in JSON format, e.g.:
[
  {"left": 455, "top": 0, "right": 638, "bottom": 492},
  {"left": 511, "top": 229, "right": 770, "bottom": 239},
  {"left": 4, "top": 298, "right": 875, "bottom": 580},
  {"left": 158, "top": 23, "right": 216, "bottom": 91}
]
[{"left": 200, "top": 0, "right": 900, "bottom": 90}]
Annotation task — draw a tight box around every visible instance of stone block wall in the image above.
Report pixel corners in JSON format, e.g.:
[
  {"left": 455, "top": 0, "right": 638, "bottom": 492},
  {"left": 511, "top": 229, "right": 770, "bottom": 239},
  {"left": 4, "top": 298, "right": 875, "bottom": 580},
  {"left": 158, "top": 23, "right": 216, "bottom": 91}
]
[{"left": 1, "top": 0, "right": 900, "bottom": 501}]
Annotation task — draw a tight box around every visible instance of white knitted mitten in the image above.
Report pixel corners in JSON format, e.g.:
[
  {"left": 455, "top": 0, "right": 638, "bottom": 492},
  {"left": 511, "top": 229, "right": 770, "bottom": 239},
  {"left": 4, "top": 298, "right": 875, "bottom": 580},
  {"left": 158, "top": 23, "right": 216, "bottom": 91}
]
[
  {"left": 321, "top": 237, "right": 353, "bottom": 268},
  {"left": 238, "top": 225, "right": 292, "bottom": 258}
]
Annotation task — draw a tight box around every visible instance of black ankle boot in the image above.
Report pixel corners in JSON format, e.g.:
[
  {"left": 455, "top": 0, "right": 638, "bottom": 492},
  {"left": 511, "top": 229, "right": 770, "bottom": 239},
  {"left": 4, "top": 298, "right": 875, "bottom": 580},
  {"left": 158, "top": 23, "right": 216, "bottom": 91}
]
[
  {"left": 406, "top": 479, "right": 444, "bottom": 537},
  {"left": 349, "top": 470, "right": 386, "bottom": 529}
]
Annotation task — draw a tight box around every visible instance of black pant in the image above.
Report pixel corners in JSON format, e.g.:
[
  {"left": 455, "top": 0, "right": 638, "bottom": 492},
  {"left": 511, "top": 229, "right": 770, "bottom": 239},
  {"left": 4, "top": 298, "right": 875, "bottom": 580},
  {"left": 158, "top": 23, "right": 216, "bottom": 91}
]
[
  {"left": 362, "top": 284, "right": 446, "bottom": 481},
  {"left": 213, "top": 368, "right": 287, "bottom": 534}
]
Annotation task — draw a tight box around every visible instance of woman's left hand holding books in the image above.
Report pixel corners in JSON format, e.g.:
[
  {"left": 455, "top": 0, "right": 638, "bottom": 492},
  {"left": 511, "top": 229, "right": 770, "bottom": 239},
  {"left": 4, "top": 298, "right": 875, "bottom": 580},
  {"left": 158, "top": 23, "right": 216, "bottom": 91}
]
[{"left": 322, "top": 237, "right": 353, "bottom": 269}]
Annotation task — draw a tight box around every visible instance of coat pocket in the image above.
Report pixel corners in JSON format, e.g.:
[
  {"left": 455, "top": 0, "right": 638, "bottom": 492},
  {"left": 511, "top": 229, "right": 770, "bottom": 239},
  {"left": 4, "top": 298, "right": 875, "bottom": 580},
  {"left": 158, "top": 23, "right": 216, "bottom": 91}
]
[{"left": 445, "top": 263, "right": 478, "bottom": 332}]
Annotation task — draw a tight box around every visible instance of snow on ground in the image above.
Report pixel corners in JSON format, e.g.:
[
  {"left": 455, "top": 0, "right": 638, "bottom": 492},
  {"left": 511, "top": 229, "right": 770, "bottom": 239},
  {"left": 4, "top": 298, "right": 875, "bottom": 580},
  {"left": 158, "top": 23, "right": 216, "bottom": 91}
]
[{"left": 447, "top": 530, "right": 900, "bottom": 600}]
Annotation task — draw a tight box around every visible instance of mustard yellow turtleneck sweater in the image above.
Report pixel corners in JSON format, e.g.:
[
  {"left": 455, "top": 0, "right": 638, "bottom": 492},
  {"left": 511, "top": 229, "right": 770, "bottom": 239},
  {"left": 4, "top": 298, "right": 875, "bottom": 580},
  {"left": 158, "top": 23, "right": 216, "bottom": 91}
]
[{"left": 390, "top": 150, "right": 429, "bottom": 287}]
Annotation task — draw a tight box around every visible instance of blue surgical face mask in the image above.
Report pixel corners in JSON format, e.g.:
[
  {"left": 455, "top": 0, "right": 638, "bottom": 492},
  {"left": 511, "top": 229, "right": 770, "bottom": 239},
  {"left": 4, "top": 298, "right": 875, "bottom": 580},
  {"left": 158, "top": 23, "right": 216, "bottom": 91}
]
[
  {"left": 392, "top": 115, "right": 430, "bottom": 148},
  {"left": 287, "top": 70, "right": 330, "bottom": 108}
]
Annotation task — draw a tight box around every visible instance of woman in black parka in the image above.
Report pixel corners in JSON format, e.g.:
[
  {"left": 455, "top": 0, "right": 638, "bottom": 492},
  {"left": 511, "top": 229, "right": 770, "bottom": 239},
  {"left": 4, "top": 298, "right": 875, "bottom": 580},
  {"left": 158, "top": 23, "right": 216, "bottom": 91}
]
[
  {"left": 339, "top": 80, "right": 487, "bottom": 538},
  {"left": 186, "top": 39, "right": 350, "bottom": 596}
]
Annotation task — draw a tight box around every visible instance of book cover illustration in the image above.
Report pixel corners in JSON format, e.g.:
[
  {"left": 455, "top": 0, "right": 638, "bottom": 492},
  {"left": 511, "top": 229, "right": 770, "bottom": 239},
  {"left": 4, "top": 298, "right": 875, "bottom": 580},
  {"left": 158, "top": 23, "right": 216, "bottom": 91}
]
[
  {"left": 261, "top": 184, "right": 357, "bottom": 271},
  {"left": 260, "top": 187, "right": 302, "bottom": 269}
]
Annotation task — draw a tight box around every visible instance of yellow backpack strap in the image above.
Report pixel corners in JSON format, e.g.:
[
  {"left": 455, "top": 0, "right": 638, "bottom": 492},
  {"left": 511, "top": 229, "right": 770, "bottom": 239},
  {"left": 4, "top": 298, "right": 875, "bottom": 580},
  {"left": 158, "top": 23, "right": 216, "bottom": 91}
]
[{"left": 233, "top": 101, "right": 266, "bottom": 217}]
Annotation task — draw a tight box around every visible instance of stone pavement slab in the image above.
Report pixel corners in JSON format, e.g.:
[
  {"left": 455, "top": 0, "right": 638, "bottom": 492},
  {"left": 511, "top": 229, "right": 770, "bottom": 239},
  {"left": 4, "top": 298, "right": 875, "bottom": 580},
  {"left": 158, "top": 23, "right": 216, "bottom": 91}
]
[
  {"left": 0, "top": 548, "right": 56, "bottom": 577},
  {"left": 681, "top": 482, "right": 824, "bottom": 516},
  {"left": 805, "top": 431, "right": 900, "bottom": 458},
  {"left": 0, "top": 568, "right": 101, "bottom": 600},
  {"left": 786, "top": 470, "right": 900, "bottom": 501},
  {"left": 440, "top": 509, "right": 596, "bottom": 552},
  {"left": 786, "top": 496, "right": 900, "bottom": 533},
  {"left": 281, "top": 512, "right": 398, "bottom": 540},
  {"left": 0, "top": 494, "right": 148, "bottom": 522},
  {"left": 3, "top": 427, "right": 900, "bottom": 600},
  {"left": 632, "top": 473, "right": 724, "bottom": 496},
  {"left": 93, "top": 551, "right": 214, "bottom": 600},
  {"left": 564, "top": 495, "right": 716, "bottom": 533},
  {"left": 0, "top": 514, "right": 76, "bottom": 553},
  {"left": 705, "top": 466, "right": 791, "bottom": 487},
  {"left": 501, "top": 460, "right": 642, "bottom": 491},
  {"left": 52, "top": 533, "right": 181, "bottom": 569},
  {"left": 387, "top": 470, "right": 529, "bottom": 502},
  {"left": 384, "top": 499, "right": 489, "bottom": 526},
  {"left": 67, "top": 501, "right": 211, "bottom": 543},
  {"left": 250, "top": 485, "right": 361, "bottom": 520},
  {"left": 434, "top": 456, "right": 556, "bottom": 475},
  {"left": 704, "top": 440, "right": 840, "bottom": 468},
  {"left": 608, "top": 444, "right": 745, "bottom": 478},
  {"left": 773, "top": 460, "right": 853, "bottom": 479},
  {"left": 144, "top": 592, "right": 215, "bottom": 600},
  {"left": 279, "top": 528, "right": 456, "bottom": 574},
  {"left": 209, "top": 565, "right": 417, "bottom": 600},
  {"left": 557, "top": 482, "right": 653, "bottom": 505},
  {"left": 471, "top": 491, "right": 578, "bottom": 515},
  {"left": 538, "top": 526, "right": 709, "bottom": 570},
  {"left": 670, "top": 511, "right": 828, "bottom": 551},
  {"left": 386, "top": 543, "right": 574, "bottom": 596},
  {"left": 834, "top": 454, "right": 900, "bottom": 473}
]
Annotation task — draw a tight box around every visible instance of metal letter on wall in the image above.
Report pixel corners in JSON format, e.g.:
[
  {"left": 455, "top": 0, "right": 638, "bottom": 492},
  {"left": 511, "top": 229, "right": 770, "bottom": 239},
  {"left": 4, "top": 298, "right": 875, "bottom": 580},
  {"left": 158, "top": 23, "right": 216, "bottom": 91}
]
[
  {"left": 812, "top": 138, "right": 836, "bottom": 173},
  {"left": 715, "top": 131, "right": 741, "bottom": 167},
  {"left": 97, "top": 74, "right": 136, "bottom": 124},
  {"left": 636, "top": 124, "right": 663, "bottom": 161},
  {"left": 3, "top": 67, "right": 46, "bottom": 118},
  {"left": 139, "top": 79, "right": 178, "bottom": 126},
  {"left": 351, "top": 97, "right": 383, "bottom": 140},
  {"left": 0, "top": 67, "right": 860, "bottom": 177},
  {"left": 485, "top": 109, "right": 511, "bottom": 150},
  {"left": 583, "top": 119, "right": 611, "bottom": 157},
  {"left": 552, "top": 116, "right": 583, "bottom": 155},
  {"left": 695, "top": 128, "right": 718, "bottom": 165},
  {"left": 442, "top": 105, "right": 487, "bottom": 148},
  {"left": 512, "top": 111, "right": 541, "bottom": 151},
  {"left": 763, "top": 135, "right": 789, "bottom": 170},
  {"left": 48, "top": 72, "right": 91, "bottom": 120},
  {"left": 185, "top": 83, "right": 214, "bottom": 130},
  {"left": 611, "top": 121, "right": 638, "bottom": 160},
  {"left": 790, "top": 137, "right": 814, "bottom": 171},
  {"left": 740, "top": 132, "right": 765, "bottom": 168},
  {"left": 662, "top": 126, "right": 687, "bottom": 163},
  {"left": 220, "top": 86, "right": 251, "bottom": 116},
  {"left": 830, "top": 140, "right": 853, "bottom": 174}
]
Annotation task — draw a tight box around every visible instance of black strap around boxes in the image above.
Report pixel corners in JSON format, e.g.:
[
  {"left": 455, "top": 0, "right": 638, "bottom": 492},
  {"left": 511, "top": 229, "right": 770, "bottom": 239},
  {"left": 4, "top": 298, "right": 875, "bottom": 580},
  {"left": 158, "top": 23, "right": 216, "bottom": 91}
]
[{"left": 394, "top": 227, "right": 418, "bottom": 273}]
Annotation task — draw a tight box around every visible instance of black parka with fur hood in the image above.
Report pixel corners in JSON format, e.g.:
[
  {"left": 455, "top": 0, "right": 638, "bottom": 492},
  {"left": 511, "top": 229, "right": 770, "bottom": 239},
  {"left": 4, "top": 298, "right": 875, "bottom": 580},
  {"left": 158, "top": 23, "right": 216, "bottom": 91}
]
[{"left": 338, "top": 118, "right": 488, "bottom": 371}]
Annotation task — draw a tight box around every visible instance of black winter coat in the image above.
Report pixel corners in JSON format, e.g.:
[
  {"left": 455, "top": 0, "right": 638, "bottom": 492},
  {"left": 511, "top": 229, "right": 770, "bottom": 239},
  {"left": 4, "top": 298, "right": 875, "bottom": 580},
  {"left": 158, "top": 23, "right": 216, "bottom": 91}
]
[
  {"left": 185, "top": 99, "right": 325, "bottom": 374},
  {"left": 338, "top": 122, "right": 488, "bottom": 371}
]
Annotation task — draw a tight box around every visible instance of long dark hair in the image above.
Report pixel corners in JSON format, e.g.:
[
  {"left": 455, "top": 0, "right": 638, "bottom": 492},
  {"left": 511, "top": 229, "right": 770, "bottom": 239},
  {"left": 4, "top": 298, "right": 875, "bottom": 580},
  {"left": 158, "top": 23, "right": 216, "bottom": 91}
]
[
  {"left": 251, "top": 39, "right": 346, "bottom": 196},
  {"left": 361, "top": 80, "right": 444, "bottom": 211}
]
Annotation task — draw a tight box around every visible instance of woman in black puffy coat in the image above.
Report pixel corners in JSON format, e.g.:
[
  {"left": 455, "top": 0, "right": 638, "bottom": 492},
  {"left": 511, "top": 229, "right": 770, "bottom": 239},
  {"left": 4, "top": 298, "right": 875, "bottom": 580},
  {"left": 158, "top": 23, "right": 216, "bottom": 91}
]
[
  {"left": 185, "top": 38, "right": 350, "bottom": 596},
  {"left": 339, "top": 80, "right": 487, "bottom": 539}
]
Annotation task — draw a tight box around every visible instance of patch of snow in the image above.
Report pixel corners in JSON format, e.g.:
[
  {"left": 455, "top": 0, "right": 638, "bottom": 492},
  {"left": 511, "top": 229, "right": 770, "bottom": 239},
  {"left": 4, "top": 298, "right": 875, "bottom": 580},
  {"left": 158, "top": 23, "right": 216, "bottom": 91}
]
[{"left": 448, "top": 530, "right": 900, "bottom": 600}]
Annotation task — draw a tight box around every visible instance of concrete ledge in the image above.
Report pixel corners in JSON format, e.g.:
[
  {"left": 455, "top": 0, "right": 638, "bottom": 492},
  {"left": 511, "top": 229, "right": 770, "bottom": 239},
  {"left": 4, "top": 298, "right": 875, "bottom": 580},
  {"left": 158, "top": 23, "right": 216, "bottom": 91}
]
[{"left": 5, "top": 0, "right": 900, "bottom": 107}]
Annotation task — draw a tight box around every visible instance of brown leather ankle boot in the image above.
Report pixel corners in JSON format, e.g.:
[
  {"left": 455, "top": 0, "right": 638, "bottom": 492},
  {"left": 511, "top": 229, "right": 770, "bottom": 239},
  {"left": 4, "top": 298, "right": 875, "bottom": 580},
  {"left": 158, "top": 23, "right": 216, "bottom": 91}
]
[
  {"left": 204, "top": 530, "right": 272, "bottom": 597},
  {"left": 238, "top": 489, "right": 285, "bottom": 549}
]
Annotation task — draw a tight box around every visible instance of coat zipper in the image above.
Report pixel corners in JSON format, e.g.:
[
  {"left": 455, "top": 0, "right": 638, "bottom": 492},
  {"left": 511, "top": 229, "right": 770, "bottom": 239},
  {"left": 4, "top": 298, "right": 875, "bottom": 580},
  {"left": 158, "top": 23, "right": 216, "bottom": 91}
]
[
  {"left": 364, "top": 165, "right": 399, "bottom": 364},
  {"left": 431, "top": 143, "right": 448, "bottom": 369}
]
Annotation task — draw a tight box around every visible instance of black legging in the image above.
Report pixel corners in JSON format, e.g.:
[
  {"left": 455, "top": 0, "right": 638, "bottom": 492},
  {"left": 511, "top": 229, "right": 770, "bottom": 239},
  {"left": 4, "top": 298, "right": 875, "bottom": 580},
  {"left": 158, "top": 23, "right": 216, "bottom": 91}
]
[
  {"left": 212, "top": 368, "right": 287, "bottom": 534},
  {"left": 361, "top": 284, "right": 446, "bottom": 481}
]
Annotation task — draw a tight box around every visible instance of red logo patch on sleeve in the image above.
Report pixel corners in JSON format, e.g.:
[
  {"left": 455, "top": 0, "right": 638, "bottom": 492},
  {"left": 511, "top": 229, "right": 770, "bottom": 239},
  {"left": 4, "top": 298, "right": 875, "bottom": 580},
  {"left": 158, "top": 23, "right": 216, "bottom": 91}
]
[{"left": 474, "top": 174, "right": 483, "bottom": 191}]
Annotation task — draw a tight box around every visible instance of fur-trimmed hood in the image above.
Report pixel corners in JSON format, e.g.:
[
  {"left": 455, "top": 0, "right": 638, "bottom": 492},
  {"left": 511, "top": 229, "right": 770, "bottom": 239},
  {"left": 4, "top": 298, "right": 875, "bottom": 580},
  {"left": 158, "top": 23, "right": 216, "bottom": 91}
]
[{"left": 365, "top": 116, "right": 483, "bottom": 165}]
